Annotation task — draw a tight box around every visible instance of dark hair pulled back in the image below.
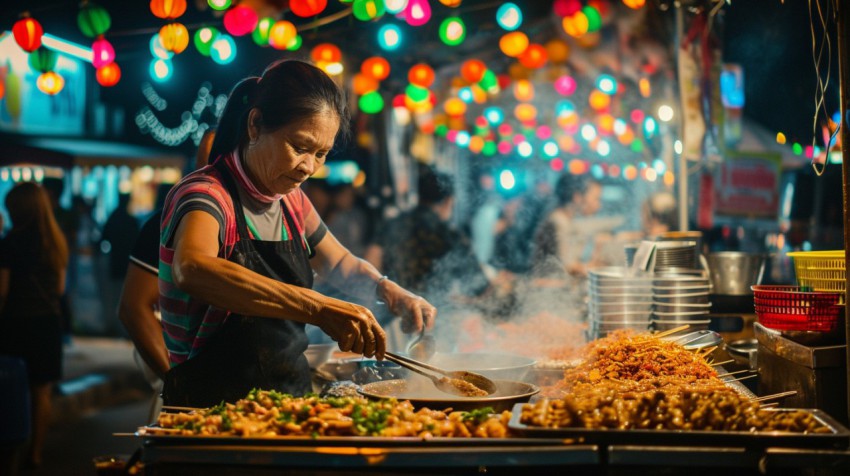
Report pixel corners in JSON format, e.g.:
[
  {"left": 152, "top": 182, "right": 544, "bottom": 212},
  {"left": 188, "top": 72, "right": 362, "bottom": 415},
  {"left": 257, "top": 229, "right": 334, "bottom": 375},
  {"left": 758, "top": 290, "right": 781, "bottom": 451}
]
[
  {"left": 209, "top": 59, "right": 350, "bottom": 162},
  {"left": 554, "top": 173, "right": 591, "bottom": 207}
]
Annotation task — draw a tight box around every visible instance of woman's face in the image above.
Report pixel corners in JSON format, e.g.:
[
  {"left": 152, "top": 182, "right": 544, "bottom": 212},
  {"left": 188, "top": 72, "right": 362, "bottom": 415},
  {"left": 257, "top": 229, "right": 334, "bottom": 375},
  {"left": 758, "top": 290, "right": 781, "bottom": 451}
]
[{"left": 245, "top": 110, "right": 340, "bottom": 195}]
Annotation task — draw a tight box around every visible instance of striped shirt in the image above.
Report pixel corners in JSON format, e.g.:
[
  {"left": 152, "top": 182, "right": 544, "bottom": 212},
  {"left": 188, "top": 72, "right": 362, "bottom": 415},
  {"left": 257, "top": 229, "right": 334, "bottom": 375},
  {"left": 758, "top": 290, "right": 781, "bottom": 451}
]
[{"left": 159, "top": 152, "right": 327, "bottom": 367}]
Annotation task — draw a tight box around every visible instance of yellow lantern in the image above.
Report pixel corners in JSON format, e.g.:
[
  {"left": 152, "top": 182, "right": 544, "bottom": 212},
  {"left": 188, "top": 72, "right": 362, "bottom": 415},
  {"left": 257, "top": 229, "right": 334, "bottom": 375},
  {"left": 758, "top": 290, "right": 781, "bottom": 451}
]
[
  {"left": 438, "top": 0, "right": 462, "bottom": 6},
  {"left": 444, "top": 97, "right": 466, "bottom": 116},
  {"left": 597, "top": 114, "right": 615, "bottom": 133},
  {"left": 37, "top": 71, "right": 65, "bottom": 95},
  {"left": 470, "top": 84, "right": 487, "bottom": 103},
  {"left": 562, "top": 12, "right": 589, "bottom": 38},
  {"left": 499, "top": 31, "right": 528, "bottom": 57},
  {"left": 589, "top": 90, "right": 610, "bottom": 110},
  {"left": 159, "top": 23, "right": 189, "bottom": 54},
  {"left": 268, "top": 21, "right": 296, "bottom": 49},
  {"left": 514, "top": 103, "right": 537, "bottom": 122},
  {"left": 469, "top": 136, "right": 485, "bottom": 154},
  {"left": 513, "top": 79, "right": 534, "bottom": 102},
  {"left": 623, "top": 0, "right": 646, "bottom": 9}
]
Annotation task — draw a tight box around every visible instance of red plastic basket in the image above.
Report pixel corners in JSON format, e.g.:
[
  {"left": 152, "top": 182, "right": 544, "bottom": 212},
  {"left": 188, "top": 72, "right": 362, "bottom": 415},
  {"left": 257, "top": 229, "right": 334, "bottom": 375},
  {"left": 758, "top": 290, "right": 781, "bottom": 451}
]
[{"left": 751, "top": 285, "right": 844, "bottom": 332}]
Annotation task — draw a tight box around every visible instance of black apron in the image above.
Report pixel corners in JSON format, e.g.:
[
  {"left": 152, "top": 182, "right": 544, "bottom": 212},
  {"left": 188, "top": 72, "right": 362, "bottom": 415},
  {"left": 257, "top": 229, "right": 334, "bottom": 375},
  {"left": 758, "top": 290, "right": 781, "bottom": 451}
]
[{"left": 162, "top": 161, "right": 314, "bottom": 407}]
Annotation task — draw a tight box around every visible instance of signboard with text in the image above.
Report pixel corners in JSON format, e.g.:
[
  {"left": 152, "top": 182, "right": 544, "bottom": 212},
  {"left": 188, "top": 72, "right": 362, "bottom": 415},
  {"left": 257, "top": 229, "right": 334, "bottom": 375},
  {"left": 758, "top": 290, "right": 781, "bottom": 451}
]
[{"left": 714, "top": 150, "right": 781, "bottom": 218}]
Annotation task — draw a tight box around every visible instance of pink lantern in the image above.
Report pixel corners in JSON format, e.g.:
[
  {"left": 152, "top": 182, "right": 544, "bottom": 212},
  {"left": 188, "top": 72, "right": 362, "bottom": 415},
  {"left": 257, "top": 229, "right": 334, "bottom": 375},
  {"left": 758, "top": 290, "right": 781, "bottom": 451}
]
[
  {"left": 554, "top": 75, "right": 576, "bottom": 96},
  {"left": 223, "top": 5, "right": 258, "bottom": 37},
  {"left": 92, "top": 37, "right": 116, "bottom": 68},
  {"left": 404, "top": 0, "right": 431, "bottom": 27}
]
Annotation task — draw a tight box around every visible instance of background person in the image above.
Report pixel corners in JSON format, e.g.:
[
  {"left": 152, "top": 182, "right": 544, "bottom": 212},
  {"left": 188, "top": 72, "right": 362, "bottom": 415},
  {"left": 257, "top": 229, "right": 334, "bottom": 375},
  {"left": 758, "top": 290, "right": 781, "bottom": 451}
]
[
  {"left": 159, "top": 59, "right": 435, "bottom": 407},
  {"left": 0, "top": 182, "right": 69, "bottom": 468}
]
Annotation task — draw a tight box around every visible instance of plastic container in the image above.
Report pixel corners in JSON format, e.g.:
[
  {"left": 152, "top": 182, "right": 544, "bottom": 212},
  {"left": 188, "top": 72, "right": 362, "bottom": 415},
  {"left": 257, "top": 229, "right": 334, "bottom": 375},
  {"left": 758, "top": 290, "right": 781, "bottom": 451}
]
[
  {"left": 787, "top": 250, "right": 846, "bottom": 293},
  {"left": 752, "top": 285, "right": 844, "bottom": 332}
]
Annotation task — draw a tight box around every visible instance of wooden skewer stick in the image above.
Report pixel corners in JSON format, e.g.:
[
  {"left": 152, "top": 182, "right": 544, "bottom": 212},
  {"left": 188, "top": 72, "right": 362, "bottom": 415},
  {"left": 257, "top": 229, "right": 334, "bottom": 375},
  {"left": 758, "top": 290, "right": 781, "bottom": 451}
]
[
  {"left": 753, "top": 391, "right": 798, "bottom": 402},
  {"left": 698, "top": 345, "right": 718, "bottom": 358},
  {"left": 654, "top": 324, "right": 691, "bottom": 339},
  {"left": 710, "top": 359, "right": 735, "bottom": 367},
  {"left": 760, "top": 402, "right": 779, "bottom": 408},
  {"left": 716, "top": 369, "right": 756, "bottom": 379},
  {"left": 725, "top": 374, "right": 758, "bottom": 383},
  {"left": 161, "top": 405, "right": 203, "bottom": 412}
]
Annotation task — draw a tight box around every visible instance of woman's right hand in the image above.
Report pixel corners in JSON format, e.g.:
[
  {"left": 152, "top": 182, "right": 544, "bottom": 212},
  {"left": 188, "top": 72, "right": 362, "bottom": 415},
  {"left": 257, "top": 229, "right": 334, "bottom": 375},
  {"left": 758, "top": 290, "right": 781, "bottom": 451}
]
[{"left": 314, "top": 297, "right": 386, "bottom": 359}]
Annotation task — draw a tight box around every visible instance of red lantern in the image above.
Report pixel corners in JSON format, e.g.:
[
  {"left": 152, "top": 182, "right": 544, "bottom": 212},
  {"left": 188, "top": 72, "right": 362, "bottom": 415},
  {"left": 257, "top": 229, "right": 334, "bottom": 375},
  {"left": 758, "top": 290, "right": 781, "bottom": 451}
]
[
  {"left": 290, "top": 0, "right": 328, "bottom": 17},
  {"left": 96, "top": 62, "right": 121, "bottom": 87},
  {"left": 150, "top": 0, "right": 187, "bottom": 19},
  {"left": 518, "top": 43, "right": 548, "bottom": 69},
  {"left": 13, "top": 17, "right": 44, "bottom": 53},
  {"left": 223, "top": 5, "right": 258, "bottom": 37},
  {"left": 92, "top": 37, "right": 116, "bottom": 68},
  {"left": 361, "top": 57, "right": 390, "bottom": 81},
  {"left": 159, "top": 23, "right": 189, "bottom": 54},
  {"left": 310, "top": 43, "right": 341, "bottom": 63},
  {"left": 37, "top": 71, "right": 65, "bottom": 95},
  {"left": 408, "top": 64, "right": 435, "bottom": 88},
  {"left": 460, "top": 59, "right": 486, "bottom": 83}
]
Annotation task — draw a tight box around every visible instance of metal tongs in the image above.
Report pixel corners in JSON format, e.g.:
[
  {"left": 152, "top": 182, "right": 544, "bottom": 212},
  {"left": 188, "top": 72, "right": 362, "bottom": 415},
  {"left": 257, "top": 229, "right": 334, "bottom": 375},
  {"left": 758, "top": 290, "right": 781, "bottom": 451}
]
[{"left": 383, "top": 351, "right": 498, "bottom": 397}]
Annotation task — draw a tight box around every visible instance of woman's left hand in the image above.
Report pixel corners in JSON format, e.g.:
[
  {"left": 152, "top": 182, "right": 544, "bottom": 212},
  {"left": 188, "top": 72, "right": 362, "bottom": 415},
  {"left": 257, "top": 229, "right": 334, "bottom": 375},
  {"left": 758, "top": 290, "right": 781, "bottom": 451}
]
[{"left": 377, "top": 279, "right": 437, "bottom": 334}]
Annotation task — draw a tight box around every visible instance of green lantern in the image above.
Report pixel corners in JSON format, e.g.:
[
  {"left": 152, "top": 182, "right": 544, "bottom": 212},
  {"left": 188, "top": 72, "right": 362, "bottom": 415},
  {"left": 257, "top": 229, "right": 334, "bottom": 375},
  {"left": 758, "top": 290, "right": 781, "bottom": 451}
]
[
  {"left": 478, "top": 69, "right": 498, "bottom": 91},
  {"left": 29, "top": 47, "right": 58, "bottom": 73},
  {"left": 208, "top": 0, "right": 232, "bottom": 11},
  {"left": 435, "top": 124, "right": 449, "bottom": 137},
  {"left": 252, "top": 18, "right": 274, "bottom": 46},
  {"left": 194, "top": 27, "right": 220, "bottom": 57},
  {"left": 439, "top": 17, "right": 465, "bottom": 46},
  {"left": 482, "top": 141, "right": 497, "bottom": 156},
  {"left": 77, "top": 2, "right": 111, "bottom": 38},
  {"left": 353, "top": 0, "right": 385, "bottom": 21},
  {"left": 359, "top": 91, "right": 384, "bottom": 114},
  {"left": 405, "top": 84, "right": 429, "bottom": 103},
  {"left": 582, "top": 6, "right": 602, "bottom": 33},
  {"left": 286, "top": 34, "right": 302, "bottom": 51}
]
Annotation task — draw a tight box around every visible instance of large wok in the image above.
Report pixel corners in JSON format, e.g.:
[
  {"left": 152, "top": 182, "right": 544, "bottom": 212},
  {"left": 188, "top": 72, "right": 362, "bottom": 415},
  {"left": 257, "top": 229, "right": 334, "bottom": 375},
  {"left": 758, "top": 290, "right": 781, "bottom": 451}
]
[{"left": 359, "top": 378, "right": 539, "bottom": 412}]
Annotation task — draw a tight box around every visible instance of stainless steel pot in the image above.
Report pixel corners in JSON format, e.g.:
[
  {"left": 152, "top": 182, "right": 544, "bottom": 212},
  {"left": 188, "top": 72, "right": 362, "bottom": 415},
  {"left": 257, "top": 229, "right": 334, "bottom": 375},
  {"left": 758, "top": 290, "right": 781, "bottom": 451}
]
[{"left": 707, "top": 252, "right": 766, "bottom": 295}]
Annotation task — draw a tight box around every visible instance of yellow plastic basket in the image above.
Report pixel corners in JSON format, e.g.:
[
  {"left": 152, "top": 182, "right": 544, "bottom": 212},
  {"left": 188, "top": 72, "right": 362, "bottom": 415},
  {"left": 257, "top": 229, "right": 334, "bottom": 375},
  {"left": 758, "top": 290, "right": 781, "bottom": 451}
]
[{"left": 786, "top": 250, "right": 846, "bottom": 293}]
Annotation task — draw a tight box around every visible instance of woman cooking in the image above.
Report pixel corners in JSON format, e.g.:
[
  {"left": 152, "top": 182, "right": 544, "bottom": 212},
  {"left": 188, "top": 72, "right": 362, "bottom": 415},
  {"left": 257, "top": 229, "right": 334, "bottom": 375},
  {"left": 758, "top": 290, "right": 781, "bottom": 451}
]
[{"left": 159, "top": 59, "right": 436, "bottom": 407}]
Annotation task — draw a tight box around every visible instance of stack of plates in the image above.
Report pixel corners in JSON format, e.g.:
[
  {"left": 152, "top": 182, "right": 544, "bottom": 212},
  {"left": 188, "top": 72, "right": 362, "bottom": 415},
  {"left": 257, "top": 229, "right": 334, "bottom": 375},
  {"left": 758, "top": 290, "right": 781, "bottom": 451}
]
[
  {"left": 588, "top": 267, "right": 654, "bottom": 339},
  {"left": 652, "top": 272, "right": 712, "bottom": 331},
  {"left": 653, "top": 241, "right": 698, "bottom": 272}
]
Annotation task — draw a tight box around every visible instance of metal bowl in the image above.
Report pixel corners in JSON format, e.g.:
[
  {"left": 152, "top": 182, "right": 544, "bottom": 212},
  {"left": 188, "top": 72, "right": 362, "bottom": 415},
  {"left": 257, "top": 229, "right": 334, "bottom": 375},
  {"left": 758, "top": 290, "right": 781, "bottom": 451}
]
[
  {"left": 653, "top": 292, "right": 710, "bottom": 304},
  {"left": 651, "top": 319, "right": 711, "bottom": 331},
  {"left": 589, "top": 301, "right": 654, "bottom": 314},
  {"left": 653, "top": 285, "right": 712, "bottom": 294},
  {"left": 653, "top": 309, "right": 711, "bottom": 319},
  {"left": 653, "top": 302, "right": 712, "bottom": 314},
  {"left": 593, "top": 292, "right": 654, "bottom": 303},
  {"left": 423, "top": 352, "right": 536, "bottom": 382},
  {"left": 358, "top": 379, "right": 540, "bottom": 412}
]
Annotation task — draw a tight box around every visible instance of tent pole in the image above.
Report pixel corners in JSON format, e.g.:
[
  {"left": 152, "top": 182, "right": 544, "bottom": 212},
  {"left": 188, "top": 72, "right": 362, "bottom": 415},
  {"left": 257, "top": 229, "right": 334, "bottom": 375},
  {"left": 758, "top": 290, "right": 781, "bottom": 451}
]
[{"left": 836, "top": 0, "right": 850, "bottom": 421}]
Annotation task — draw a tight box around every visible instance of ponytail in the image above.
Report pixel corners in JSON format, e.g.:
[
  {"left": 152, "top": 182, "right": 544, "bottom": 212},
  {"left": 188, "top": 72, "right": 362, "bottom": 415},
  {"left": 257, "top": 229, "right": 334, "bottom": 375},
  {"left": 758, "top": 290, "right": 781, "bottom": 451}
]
[{"left": 208, "top": 77, "right": 261, "bottom": 163}]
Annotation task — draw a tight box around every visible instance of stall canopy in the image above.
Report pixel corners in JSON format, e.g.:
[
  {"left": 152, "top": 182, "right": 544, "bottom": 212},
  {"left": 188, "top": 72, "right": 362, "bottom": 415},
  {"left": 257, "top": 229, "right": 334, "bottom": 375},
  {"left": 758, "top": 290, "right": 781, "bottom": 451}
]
[{"left": 1, "top": 136, "right": 186, "bottom": 169}]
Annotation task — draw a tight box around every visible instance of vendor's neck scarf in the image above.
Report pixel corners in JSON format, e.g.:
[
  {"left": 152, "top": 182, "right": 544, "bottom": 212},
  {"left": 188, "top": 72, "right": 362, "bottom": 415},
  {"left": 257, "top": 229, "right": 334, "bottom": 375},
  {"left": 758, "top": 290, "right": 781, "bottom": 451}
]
[{"left": 225, "top": 149, "right": 282, "bottom": 204}]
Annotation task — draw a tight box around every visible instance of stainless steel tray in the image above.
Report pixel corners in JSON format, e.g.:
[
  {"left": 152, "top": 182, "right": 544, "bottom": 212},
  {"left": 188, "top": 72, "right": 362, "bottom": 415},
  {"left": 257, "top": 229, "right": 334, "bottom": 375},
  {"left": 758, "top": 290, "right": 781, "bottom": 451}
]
[{"left": 507, "top": 405, "right": 850, "bottom": 449}]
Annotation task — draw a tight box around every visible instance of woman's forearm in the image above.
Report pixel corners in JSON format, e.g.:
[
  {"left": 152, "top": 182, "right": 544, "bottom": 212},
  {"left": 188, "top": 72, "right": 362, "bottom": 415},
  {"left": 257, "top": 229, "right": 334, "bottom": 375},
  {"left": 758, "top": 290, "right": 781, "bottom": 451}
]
[{"left": 324, "top": 252, "right": 385, "bottom": 302}]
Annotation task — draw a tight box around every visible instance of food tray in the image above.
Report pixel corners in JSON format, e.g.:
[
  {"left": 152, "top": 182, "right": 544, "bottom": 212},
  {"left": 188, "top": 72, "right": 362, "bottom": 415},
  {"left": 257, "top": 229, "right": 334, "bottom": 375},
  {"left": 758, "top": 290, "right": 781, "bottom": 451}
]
[
  {"left": 507, "top": 405, "right": 850, "bottom": 449},
  {"left": 787, "top": 250, "right": 845, "bottom": 293}
]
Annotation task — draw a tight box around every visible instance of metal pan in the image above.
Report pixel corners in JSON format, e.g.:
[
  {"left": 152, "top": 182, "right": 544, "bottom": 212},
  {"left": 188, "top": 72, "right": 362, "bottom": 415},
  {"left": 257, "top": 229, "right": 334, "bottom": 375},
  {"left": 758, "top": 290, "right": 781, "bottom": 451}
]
[{"left": 359, "top": 379, "right": 539, "bottom": 412}]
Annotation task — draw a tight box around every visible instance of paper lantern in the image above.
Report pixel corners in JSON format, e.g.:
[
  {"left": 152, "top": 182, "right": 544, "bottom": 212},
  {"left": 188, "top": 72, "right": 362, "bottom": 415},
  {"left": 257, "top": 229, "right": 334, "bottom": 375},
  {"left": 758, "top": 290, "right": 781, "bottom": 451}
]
[
  {"left": 460, "top": 59, "right": 486, "bottom": 83},
  {"left": 623, "top": 0, "right": 646, "bottom": 9},
  {"left": 96, "top": 62, "right": 121, "bottom": 87},
  {"left": 224, "top": 6, "right": 258, "bottom": 36},
  {"left": 194, "top": 27, "right": 220, "bottom": 56},
  {"left": 0, "top": 82, "right": 4, "bottom": 101},
  {"left": 583, "top": 6, "right": 602, "bottom": 32},
  {"left": 545, "top": 39, "right": 570, "bottom": 63},
  {"left": 477, "top": 70, "right": 498, "bottom": 92},
  {"left": 377, "top": 24, "right": 402, "bottom": 51},
  {"left": 514, "top": 103, "right": 537, "bottom": 122},
  {"left": 208, "top": 0, "right": 231, "bottom": 10},
  {"left": 361, "top": 57, "right": 390, "bottom": 81},
  {"left": 439, "top": 0, "right": 462, "bottom": 6},
  {"left": 159, "top": 23, "right": 189, "bottom": 53},
  {"left": 92, "top": 37, "right": 116, "bottom": 68},
  {"left": 385, "top": 0, "right": 408, "bottom": 13},
  {"left": 29, "top": 47, "right": 58, "bottom": 73},
  {"left": 518, "top": 44, "right": 547, "bottom": 69},
  {"left": 499, "top": 32, "right": 528, "bottom": 57},
  {"left": 553, "top": 0, "right": 581, "bottom": 17},
  {"left": 495, "top": 2, "right": 522, "bottom": 31},
  {"left": 404, "top": 0, "right": 431, "bottom": 27},
  {"left": 589, "top": 90, "right": 610, "bottom": 110},
  {"left": 444, "top": 98, "right": 466, "bottom": 116},
  {"left": 311, "top": 43, "right": 342, "bottom": 63},
  {"left": 150, "top": 34, "right": 174, "bottom": 59},
  {"left": 210, "top": 34, "right": 236, "bottom": 65},
  {"left": 13, "top": 17, "right": 43, "bottom": 53},
  {"left": 290, "top": 0, "right": 328, "bottom": 17},
  {"left": 252, "top": 18, "right": 274, "bottom": 46},
  {"left": 513, "top": 80, "right": 534, "bottom": 102},
  {"left": 554, "top": 75, "right": 577, "bottom": 96},
  {"left": 268, "top": 21, "right": 296, "bottom": 49},
  {"left": 439, "top": 17, "right": 465, "bottom": 46},
  {"left": 359, "top": 91, "right": 384, "bottom": 114},
  {"left": 150, "top": 0, "right": 187, "bottom": 19},
  {"left": 286, "top": 34, "right": 303, "bottom": 50},
  {"left": 78, "top": 2, "right": 111, "bottom": 38},
  {"left": 408, "top": 64, "right": 435, "bottom": 87},
  {"left": 405, "top": 84, "right": 430, "bottom": 103},
  {"left": 353, "top": 0, "right": 385, "bottom": 21},
  {"left": 37, "top": 71, "right": 64, "bottom": 95},
  {"left": 352, "top": 73, "right": 379, "bottom": 95},
  {"left": 562, "top": 12, "right": 589, "bottom": 37}
]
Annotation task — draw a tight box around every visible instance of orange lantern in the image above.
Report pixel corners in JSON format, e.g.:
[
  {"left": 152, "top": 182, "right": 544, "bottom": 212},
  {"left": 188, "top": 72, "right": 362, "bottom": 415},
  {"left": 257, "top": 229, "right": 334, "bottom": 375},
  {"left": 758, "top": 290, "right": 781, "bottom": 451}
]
[
  {"left": 460, "top": 59, "right": 486, "bottom": 83},
  {"left": 499, "top": 32, "right": 528, "bottom": 57},
  {"left": 13, "top": 17, "right": 44, "bottom": 52},
  {"left": 597, "top": 114, "right": 615, "bottom": 134},
  {"left": 96, "top": 62, "right": 121, "bottom": 87},
  {"left": 159, "top": 23, "right": 189, "bottom": 53},
  {"left": 408, "top": 64, "right": 435, "bottom": 88},
  {"left": 469, "top": 136, "right": 485, "bottom": 154},
  {"left": 37, "top": 71, "right": 65, "bottom": 95},
  {"left": 444, "top": 98, "right": 466, "bottom": 116},
  {"left": 518, "top": 43, "right": 548, "bottom": 69},
  {"left": 589, "top": 90, "right": 610, "bottom": 110},
  {"left": 562, "top": 12, "right": 589, "bottom": 37},
  {"left": 150, "top": 0, "right": 187, "bottom": 19},
  {"left": 439, "top": 0, "right": 462, "bottom": 6},
  {"left": 311, "top": 43, "right": 341, "bottom": 63},
  {"left": 352, "top": 73, "right": 379, "bottom": 95},
  {"left": 0, "top": 81, "right": 4, "bottom": 100},
  {"left": 268, "top": 21, "right": 296, "bottom": 49},
  {"left": 545, "top": 39, "right": 570, "bottom": 64},
  {"left": 623, "top": 0, "right": 646, "bottom": 9},
  {"left": 470, "top": 84, "right": 487, "bottom": 103},
  {"left": 361, "top": 57, "right": 390, "bottom": 81},
  {"left": 513, "top": 80, "right": 534, "bottom": 102},
  {"left": 290, "top": 0, "right": 328, "bottom": 17},
  {"left": 514, "top": 103, "right": 537, "bottom": 122}
]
